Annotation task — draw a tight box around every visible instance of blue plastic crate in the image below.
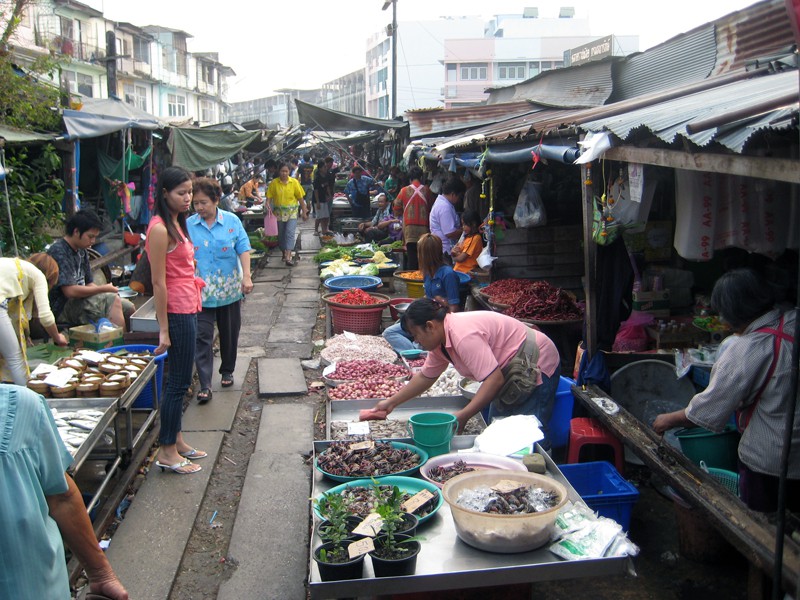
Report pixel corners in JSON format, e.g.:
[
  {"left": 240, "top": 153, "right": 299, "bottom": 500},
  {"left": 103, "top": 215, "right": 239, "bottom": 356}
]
[
  {"left": 101, "top": 344, "right": 165, "bottom": 409},
  {"left": 559, "top": 461, "right": 640, "bottom": 531},
  {"left": 547, "top": 376, "right": 576, "bottom": 449}
]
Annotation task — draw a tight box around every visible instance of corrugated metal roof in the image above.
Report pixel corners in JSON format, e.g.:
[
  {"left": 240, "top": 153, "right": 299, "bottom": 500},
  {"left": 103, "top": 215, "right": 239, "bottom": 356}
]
[
  {"left": 405, "top": 102, "right": 536, "bottom": 139},
  {"left": 579, "top": 69, "right": 799, "bottom": 153},
  {"left": 609, "top": 26, "right": 717, "bottom": 103},
  {"left": 711, "top": 0, "right": 795, "bottom": 74},
  {"left": 494, "top": 60, "right": 615, "bottom": 108}
]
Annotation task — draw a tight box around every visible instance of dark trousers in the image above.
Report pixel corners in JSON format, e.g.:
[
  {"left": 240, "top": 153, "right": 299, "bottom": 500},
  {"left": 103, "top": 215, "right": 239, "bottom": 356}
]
[
  {"left": 739, "top": 462, "right": 800, "bottom": 513},
  {"left": 195, "top": 301, "right": 242, "bottom": 389},
  {"left": 160, "top": 313, "right": 196, "bottom": 445},
  {"left": 406, "top": 242, "right": 419, "bottom": 271}
]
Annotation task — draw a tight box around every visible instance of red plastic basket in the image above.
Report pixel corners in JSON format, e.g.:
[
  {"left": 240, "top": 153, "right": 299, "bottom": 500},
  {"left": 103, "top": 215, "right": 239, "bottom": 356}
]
[{"left": 329, "top": 305, "right": 385, "bottom": 335}]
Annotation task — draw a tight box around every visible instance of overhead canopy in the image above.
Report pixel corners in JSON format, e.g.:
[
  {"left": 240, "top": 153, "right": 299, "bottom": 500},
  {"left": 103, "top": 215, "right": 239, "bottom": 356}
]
[
  {"left": 168, "top": 128, "right": 262, "bottom": 171},
  {"left": 295, "top": 99, "right": 406, "bottom": 131},
  {"left": 0, "top": 124, "right": 56, "bottom": 144},
  {"left": 63, "top": 97, "right": 166, "bottom": 138}
]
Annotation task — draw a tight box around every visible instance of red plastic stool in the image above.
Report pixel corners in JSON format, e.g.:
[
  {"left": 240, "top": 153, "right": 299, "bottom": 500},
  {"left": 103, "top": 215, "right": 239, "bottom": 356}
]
[{"left": 566, "top": 417, "right": 625, "bottom": 475}]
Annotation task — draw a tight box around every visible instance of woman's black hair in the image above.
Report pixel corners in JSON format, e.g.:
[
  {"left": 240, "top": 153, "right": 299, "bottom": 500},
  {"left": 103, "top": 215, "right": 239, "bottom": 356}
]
[
  {"left": 710, "top": 268, "right": 775, "bottom": 329},
  {"left": 402, "top": 297, "right": 448, "bottom": 330},
  {"left": 462, "top": 209, "right": 481, "bottom": 232},
  {"left": 155, "top": 166, "right": 192, "bottom": 244},
  {"left": 407, "top": 166, "right": 423, "bottom": 183}
]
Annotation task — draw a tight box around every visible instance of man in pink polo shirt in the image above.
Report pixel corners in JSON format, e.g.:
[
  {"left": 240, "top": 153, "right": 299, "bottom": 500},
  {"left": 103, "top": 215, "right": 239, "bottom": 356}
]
[{"left": 370, "top": 298, "right": 561, "bottom": 448}]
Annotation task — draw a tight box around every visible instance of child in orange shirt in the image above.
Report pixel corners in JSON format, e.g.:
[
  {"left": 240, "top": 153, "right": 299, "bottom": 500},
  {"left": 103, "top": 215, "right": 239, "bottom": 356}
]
[{"left": 452, "top": 210, "right": 483, "bottom": 273}]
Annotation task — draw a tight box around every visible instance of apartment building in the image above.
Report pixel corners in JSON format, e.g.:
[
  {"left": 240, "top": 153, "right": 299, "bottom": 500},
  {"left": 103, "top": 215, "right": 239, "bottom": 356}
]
[{"left": 7, "top": 0, "right": 234, "bottom": 126}]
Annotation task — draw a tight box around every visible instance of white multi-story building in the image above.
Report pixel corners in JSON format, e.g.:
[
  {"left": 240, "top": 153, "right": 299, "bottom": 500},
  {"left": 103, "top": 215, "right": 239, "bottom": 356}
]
[
  {"left": 7, "top": 0, "right": 234, "bottom": 126},
  {"left": 365, "top": 7, "right": 638, "bottom": 114},
  {"left": 365, "top": 16, "right": 484, "bottom": 118},
  {"left": 443, "top": 10, "right": 638, "bottom": 108}
]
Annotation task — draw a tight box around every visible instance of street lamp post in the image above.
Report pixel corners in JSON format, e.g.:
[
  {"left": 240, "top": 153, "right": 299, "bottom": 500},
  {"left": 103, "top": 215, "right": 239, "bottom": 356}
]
[{"left": 382, "top": 0, "right": 397, "bottom": 118}]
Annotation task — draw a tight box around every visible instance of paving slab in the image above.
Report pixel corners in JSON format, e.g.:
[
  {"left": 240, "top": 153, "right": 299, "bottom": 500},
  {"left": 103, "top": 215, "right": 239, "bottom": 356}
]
[
  {"left": 286, "top": 277, "right": 321, "bottom": 289},
  {"left": 262, "top": 343, "right": 313, "bottom": 360},
  {"left": 286, "top": 289, "right": 321, "bottom": 303},
  {"left": 106, "top": 431, "right": 224, "bottom": 600},
  {"left": 258, "top": 357, "right": 308, "bottom": 396},
  {"left": 208, "top": 355, "right": 252, "bottom": 392},
  {"left": 276, "top": 306, "right": 319, "bottom": 325},
  {"left": 267, "top": 326, "right": 312, "bottom": 345},
  {"left": 238, "top": 331, "right": 269, "bottom": 348},
  {"left": 253, "top": 271, "right": 285, "bottom": 283},
  {"left": 249, "top": 282, "right": 282, "bottom": 298},
  {"left": 182, "top": 389, "right": 240, "bottom": 432},
  {"left": 218, "top": 404, "right": 312, "bottom": 600}
]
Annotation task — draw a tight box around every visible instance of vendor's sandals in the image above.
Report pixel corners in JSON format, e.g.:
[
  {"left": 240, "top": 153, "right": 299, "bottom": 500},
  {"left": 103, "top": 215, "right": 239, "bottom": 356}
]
[
  {"left": 197, "top": 388, "right": 212, "bottom": 405},
  {"left": 221, "top": 373, "right": 234, "bottom": 388},
  {"left": 155, "top": 459, "right": 201, "bottom": 474},
  {"left": 179, "top": 448, "right": 208, "bottom": 460}
]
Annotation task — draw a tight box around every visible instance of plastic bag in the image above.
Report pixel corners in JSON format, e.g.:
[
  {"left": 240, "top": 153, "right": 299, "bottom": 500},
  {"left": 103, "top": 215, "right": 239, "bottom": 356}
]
[
  {"left": 612, "top": 311, "right": 654, "bottom": 352},
  {"left": 263, "top": 206, "right": 278, "bottom": 237},
  {"left": 477, "top": 245, "right": 496, "bottom": 269},
  {"left": 513, "top": 181, "right": 547, "bottom": 228}
]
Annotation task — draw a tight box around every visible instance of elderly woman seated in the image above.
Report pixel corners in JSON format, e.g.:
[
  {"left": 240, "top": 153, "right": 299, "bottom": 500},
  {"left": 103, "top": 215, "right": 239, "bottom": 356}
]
[{"left": 358, "top": 194, "right": 400, "bottom": 243}]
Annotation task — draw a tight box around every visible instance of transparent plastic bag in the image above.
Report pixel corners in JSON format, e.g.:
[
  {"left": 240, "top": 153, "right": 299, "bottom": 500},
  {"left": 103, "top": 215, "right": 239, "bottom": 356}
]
[{"left": 513, "top": 181, "right": 547, "bottom": 228}]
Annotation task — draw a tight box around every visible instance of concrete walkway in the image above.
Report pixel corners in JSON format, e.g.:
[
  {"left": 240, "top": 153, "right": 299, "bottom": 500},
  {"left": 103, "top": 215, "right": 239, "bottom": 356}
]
[{"left": 107, "top": 222, "right": 322, "bottom": 599}]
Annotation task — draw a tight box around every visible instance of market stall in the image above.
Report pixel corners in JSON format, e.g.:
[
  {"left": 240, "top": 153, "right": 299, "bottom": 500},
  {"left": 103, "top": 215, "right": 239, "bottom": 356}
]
[{"left": 308, "top": 435, "right": 631, "bottom": 599}]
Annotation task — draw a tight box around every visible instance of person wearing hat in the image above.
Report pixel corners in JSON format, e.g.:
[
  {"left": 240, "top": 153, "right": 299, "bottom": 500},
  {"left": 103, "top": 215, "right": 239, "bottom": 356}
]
[
  {"left": 0, "top": 254, "right": 68, "bottom": 384},
  {"left": 343, "top": 165, "right": 377, "bottom": 220}
]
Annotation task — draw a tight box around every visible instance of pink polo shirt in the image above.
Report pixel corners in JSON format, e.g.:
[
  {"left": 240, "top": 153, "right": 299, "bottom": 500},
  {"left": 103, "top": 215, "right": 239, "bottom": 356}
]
[{"left": 421, "top": 311, "right": 560, "bottom": 384}]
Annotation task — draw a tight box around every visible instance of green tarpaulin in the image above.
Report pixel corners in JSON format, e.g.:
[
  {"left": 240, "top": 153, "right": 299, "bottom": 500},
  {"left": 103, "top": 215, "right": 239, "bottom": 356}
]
[
  {"left": 98, "top": 146, "right": 152, "bottom": 219},
  {"left": 168, "top": 128, "right": 262, "bottom": 172}
]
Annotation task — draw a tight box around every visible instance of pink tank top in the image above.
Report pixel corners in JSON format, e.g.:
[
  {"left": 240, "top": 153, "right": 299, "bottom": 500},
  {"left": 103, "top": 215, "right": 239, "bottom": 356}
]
[{"left": 145, "top": 215, "right": 203, "bottom": 314}]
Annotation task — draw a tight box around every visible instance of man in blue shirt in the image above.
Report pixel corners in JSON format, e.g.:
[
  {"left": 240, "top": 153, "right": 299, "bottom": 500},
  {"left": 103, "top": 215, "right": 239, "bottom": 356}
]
[
  {"left": 343, "top": 165, "right": 377, "bottom": 220},
  {"left": 0, "top": 384, "right": 128, "bottom": 599}
]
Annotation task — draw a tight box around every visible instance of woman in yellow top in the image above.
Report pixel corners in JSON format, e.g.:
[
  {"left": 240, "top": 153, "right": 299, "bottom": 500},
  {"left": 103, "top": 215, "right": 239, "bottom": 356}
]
[
  {"left": 266, "top": 163, "right": 309, "bottom": 266},
  {"left": 0, "top": 254, "right": 69, "bottom": 384},
  {"left": 451, "top": 210, "right": 483, "bottom": 273}
]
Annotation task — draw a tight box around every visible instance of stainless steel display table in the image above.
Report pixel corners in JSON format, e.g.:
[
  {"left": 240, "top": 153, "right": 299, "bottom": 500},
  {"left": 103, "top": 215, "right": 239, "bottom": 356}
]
[{"left": 308, "top": 436, "right": 631, "bottom": 599}]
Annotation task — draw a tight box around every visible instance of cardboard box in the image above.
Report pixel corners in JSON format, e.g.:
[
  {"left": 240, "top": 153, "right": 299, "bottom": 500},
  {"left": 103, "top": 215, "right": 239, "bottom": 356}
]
[
  {"left": 632, "top": 290, "right": 670, "bottom": 318},
  {"left": 623, "top": 221, "right": 673, "bottom": 261},
  {"left": 68, "top": 324, "right": 124, "bottom": 350}
]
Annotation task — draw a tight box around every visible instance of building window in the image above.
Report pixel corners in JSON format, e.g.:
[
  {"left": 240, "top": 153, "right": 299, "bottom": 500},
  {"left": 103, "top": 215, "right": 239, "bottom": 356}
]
[
  {"left": 167, "top": 93, "right": 186, "bottom": 117},
  {"left": 529, "top": 62, "right": 541, "bottom": 77},
  {"left": 498, "top": 62, "right": 526, "bottom": 80},
  {"left": 445, "top": 85, "right": 457, "bottom": 98},
  {"left": 201, "top": 64, "right": 214, "bottom": 85},
  {"left": 123, "top": 83, "right": 147, "bottom": 111},
  {"left": 64, "top": 71, "right": 93, "bottom": 97},
  {"left": 199, "top": 99, "right": 213, "bottom": 123},
  {"left": 133, "top": 37, "right": 150, "bottom": 63},
  {"left": 446, "top": 64, "right": 457, "bottom": 82},
  {"left": 460, "top": 63, "right": 487, "bottom": 80}
]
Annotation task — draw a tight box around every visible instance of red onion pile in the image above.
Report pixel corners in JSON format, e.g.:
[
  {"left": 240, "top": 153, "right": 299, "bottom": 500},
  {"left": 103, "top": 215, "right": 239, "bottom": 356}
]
[
  {"left": 329, "top": 360, "right": 408, "bottom": 381},
  {"left": 328, "top": 377, "right": 406, "bottom": 400}
]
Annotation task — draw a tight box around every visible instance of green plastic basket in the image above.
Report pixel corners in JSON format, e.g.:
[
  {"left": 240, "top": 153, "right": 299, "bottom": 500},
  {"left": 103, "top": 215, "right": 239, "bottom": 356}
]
[{"left": 707, "top": 466, "right": 740, "bottom": 497}]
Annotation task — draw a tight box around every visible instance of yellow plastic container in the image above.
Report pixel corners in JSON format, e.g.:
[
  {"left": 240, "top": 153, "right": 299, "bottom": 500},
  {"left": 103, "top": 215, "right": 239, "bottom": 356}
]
[{"left": 405, "top": 280, "right": 424, "bottom": 298}]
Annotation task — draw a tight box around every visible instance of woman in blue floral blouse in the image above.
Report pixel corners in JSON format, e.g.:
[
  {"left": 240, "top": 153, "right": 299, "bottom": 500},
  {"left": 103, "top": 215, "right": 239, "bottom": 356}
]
[{"left": 188, "top": 177, "right": 253, "bottom": 403}]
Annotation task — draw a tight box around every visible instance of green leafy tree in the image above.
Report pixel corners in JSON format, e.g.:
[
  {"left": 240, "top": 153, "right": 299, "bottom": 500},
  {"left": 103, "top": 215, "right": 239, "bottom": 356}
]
[
  {"left": 0, "top": 1, "right": 68, "bottom": 254},
  {"left": 1, "top": 144, "right": 65, "bottom": 254}
]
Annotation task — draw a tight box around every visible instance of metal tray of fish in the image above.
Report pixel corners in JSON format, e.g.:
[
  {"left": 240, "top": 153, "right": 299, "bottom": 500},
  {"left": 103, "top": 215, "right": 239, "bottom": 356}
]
[
  {"left": 47, "top": 397, "right": 118, "bottom": 473},
  {"left": 326, "top": 395, "right": 486, "bottom": 440}
]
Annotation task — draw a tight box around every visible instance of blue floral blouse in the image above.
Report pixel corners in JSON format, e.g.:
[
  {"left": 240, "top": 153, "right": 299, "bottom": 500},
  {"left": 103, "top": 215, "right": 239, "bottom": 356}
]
[{"left": 188, "top": 209, "right": 251, "bottom": 308}]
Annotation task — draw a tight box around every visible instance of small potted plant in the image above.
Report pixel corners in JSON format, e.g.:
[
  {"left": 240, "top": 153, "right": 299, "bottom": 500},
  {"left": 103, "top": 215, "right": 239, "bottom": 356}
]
[
  {"left": 369, "top": 484, "right": 422, "bottom": 578},
  {"left": 312, "top": 491, "right": 365, "bottom": 581}
]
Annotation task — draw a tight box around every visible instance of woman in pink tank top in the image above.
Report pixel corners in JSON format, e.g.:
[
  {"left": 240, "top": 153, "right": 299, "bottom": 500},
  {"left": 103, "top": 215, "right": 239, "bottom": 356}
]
[{"left": 146, "top": 166, "right": 206, "bottom": 475}]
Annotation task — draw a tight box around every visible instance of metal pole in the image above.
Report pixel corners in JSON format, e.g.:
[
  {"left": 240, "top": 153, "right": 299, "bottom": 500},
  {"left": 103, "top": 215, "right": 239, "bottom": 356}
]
[{"left": 391, "top": 0, "right": 397, "bottom": 119}]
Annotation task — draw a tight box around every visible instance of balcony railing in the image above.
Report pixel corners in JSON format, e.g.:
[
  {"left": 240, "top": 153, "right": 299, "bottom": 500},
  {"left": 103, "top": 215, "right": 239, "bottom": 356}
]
[{"left": 37, "top": 34, "right": 106, "bottom": 63}]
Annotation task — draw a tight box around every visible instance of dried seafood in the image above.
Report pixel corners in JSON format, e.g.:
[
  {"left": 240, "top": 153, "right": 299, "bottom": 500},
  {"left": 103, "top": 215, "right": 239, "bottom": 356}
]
[
  {"left": 426, "top": 459, "right": 476, "bottom": 484},
  {"left": 456, "top": 483, "right": 560, "bottom": 515},
  {"left": 329, "top": 414, "right": 486, "bottom": 440}
]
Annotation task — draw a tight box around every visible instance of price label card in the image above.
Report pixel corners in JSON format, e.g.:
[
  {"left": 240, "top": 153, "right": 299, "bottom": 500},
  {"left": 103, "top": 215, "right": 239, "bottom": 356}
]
[
  {"left": 43, "top": 368, "right": 77, "bottom": 388},
  {"left": 491, "top": 479, "right": 526, "bottom": 494},
  {"left": 347, "top": 421, "right": 370, "bottom": 436},
  {"left": 76, "top": 350, "right": 107, "bottom": 364},
  {"left": 347, "top": 537, "right": 374, "bottom": 558},
  {"left": 30, "top": 363, "right": 57, "bottom": 378},
  {"left": 349, "top": 440, "right": 374, "bottom": 451},
  {"left": 401, "top": 489, "right": 434, "bottom": 514},
  {"left": 352, "top": 512, "right": 383, "bottom": 537}
]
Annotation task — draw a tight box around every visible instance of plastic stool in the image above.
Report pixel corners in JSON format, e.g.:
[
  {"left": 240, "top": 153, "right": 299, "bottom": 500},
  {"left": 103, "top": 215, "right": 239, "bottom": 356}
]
[{"left": 566, "top": 417, "right": 625, "bottom": 475}]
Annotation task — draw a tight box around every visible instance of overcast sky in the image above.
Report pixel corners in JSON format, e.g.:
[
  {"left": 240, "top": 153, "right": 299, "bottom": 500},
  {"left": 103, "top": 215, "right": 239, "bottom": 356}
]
[{"left": 90, "top": 0, "right": 758, "bottom": 103}]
